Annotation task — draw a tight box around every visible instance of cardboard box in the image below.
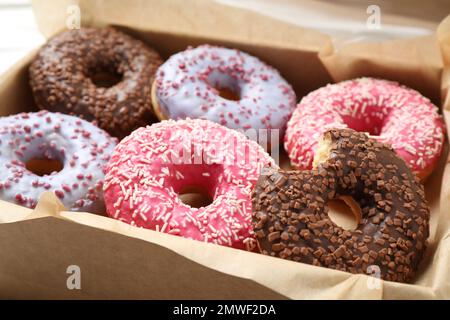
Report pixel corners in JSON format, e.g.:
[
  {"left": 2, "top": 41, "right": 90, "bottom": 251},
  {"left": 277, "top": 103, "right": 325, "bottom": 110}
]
[{"left": 0, "top": 0, "right": 449, "bottom": 299}]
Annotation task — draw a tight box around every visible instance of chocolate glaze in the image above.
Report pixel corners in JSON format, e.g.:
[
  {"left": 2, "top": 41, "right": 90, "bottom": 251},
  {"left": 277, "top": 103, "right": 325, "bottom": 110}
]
[{"left": 252, "top": 129, "right": 430, "bottom": 283}]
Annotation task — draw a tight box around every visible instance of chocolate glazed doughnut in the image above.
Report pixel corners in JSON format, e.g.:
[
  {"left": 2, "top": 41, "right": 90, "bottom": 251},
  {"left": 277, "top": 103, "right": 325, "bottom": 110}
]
[
  {"left": 29, "top": 27, "right": 163, "bottom": 138},
  {"left": 252, "top": 129, "right": 430, "bottom": 283}
]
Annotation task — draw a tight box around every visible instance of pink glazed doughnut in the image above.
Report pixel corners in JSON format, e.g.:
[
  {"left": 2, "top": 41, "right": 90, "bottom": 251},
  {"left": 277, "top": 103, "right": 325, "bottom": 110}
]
[
  {"left": 103, "top": 118, "right": 277, "bottom": 250},
  {"left": 285, "top": 78, "right": 445, "bottom": 179},
  {"left": 151, "top": 45, "right": 296, "bottom": 138}
]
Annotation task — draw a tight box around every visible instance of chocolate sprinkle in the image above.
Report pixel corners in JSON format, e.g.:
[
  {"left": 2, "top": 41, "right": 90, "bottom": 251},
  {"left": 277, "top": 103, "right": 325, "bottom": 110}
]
[
  {"left": 29, "top": 27, "right": 163, "bottom": 138},
  {"left": 252, "top": 129, "right": 430, "bottom": 283}
]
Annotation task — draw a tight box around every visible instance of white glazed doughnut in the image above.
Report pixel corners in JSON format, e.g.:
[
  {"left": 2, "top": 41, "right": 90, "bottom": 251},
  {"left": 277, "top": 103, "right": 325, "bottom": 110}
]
[
  {"left": 151, "top": 45, "right": 296, "bottom": 138},
  {"left": 0, "top": 111, "right": 117, "bottom": 213}
]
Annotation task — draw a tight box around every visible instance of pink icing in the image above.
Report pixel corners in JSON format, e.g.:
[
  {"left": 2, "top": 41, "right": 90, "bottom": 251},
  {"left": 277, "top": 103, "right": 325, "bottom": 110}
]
[
  {"left": 154, "top": 45, "right": 296, "bottom": 136},
  {"left": 285, "top": 78, "right": 445, "bottom": 178},
  {"left": 103, "top": 118, "right": 276, "bottom": 250}
]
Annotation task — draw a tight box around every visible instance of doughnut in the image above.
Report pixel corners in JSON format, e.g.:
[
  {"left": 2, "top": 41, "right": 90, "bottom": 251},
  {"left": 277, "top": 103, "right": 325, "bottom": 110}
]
[
  {"left": 285, "top": 77, "right": 445, "bottom": 179},
  {"left": 103, "top": 118, "right": 277, "bottom": 250},
  {"left": 0, "top": 111, "right": 117, "bottom": 213},
  {"left": 253, "top": 129, "right": 430, "bottom": 283},
  {"left": 29, "top": 27, "right": 163, "bottom": 138},
  {"left": 151, "top": 45, "right": 296, "bottom": 139}
]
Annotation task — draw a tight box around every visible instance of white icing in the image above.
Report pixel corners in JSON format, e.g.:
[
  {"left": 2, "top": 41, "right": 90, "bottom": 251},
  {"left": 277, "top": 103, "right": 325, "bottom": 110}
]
[{"left": 154, "top": 45, "right": 296, "bottom": 136}]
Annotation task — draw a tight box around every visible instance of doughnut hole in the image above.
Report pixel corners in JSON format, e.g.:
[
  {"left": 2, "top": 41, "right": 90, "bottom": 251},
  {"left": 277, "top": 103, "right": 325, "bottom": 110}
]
[
  {"left": 23, "top": 142, "right": 65, "bottom": 176},
  {"left": 25, "top": 158, "right": 64, "bottom": 176},
  {"left": 168, "top": 163, "right": 222, "bottom": 209},
  {"left": 217, "top": 87, "right": 240, "bottom": 101},
  {"left": 207, "top": 70, "right": 241, "bottom": 101},
  {"left": 340, "top": 111, "right": 384, "bottom": 136},
  {"left": 178, "top": 186, "right": 213, "bottom": 208},
  {"left": 87, "top": 62, "right": 123, "bottom": 88},
  {"left": 328, "top": 197, "right": 361, "bottom": 231}
]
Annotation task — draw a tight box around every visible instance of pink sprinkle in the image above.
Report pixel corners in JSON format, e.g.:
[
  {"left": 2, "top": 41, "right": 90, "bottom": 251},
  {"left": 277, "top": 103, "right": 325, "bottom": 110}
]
[
  {"left": 15, "top": 194, "right": 25, "bottom": 203},
  {"left": 54, "top": 190, "right": 64, "bottom": 199},
  {"left": 75, "top": 199, "right": 84, "bottom": 207}
]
